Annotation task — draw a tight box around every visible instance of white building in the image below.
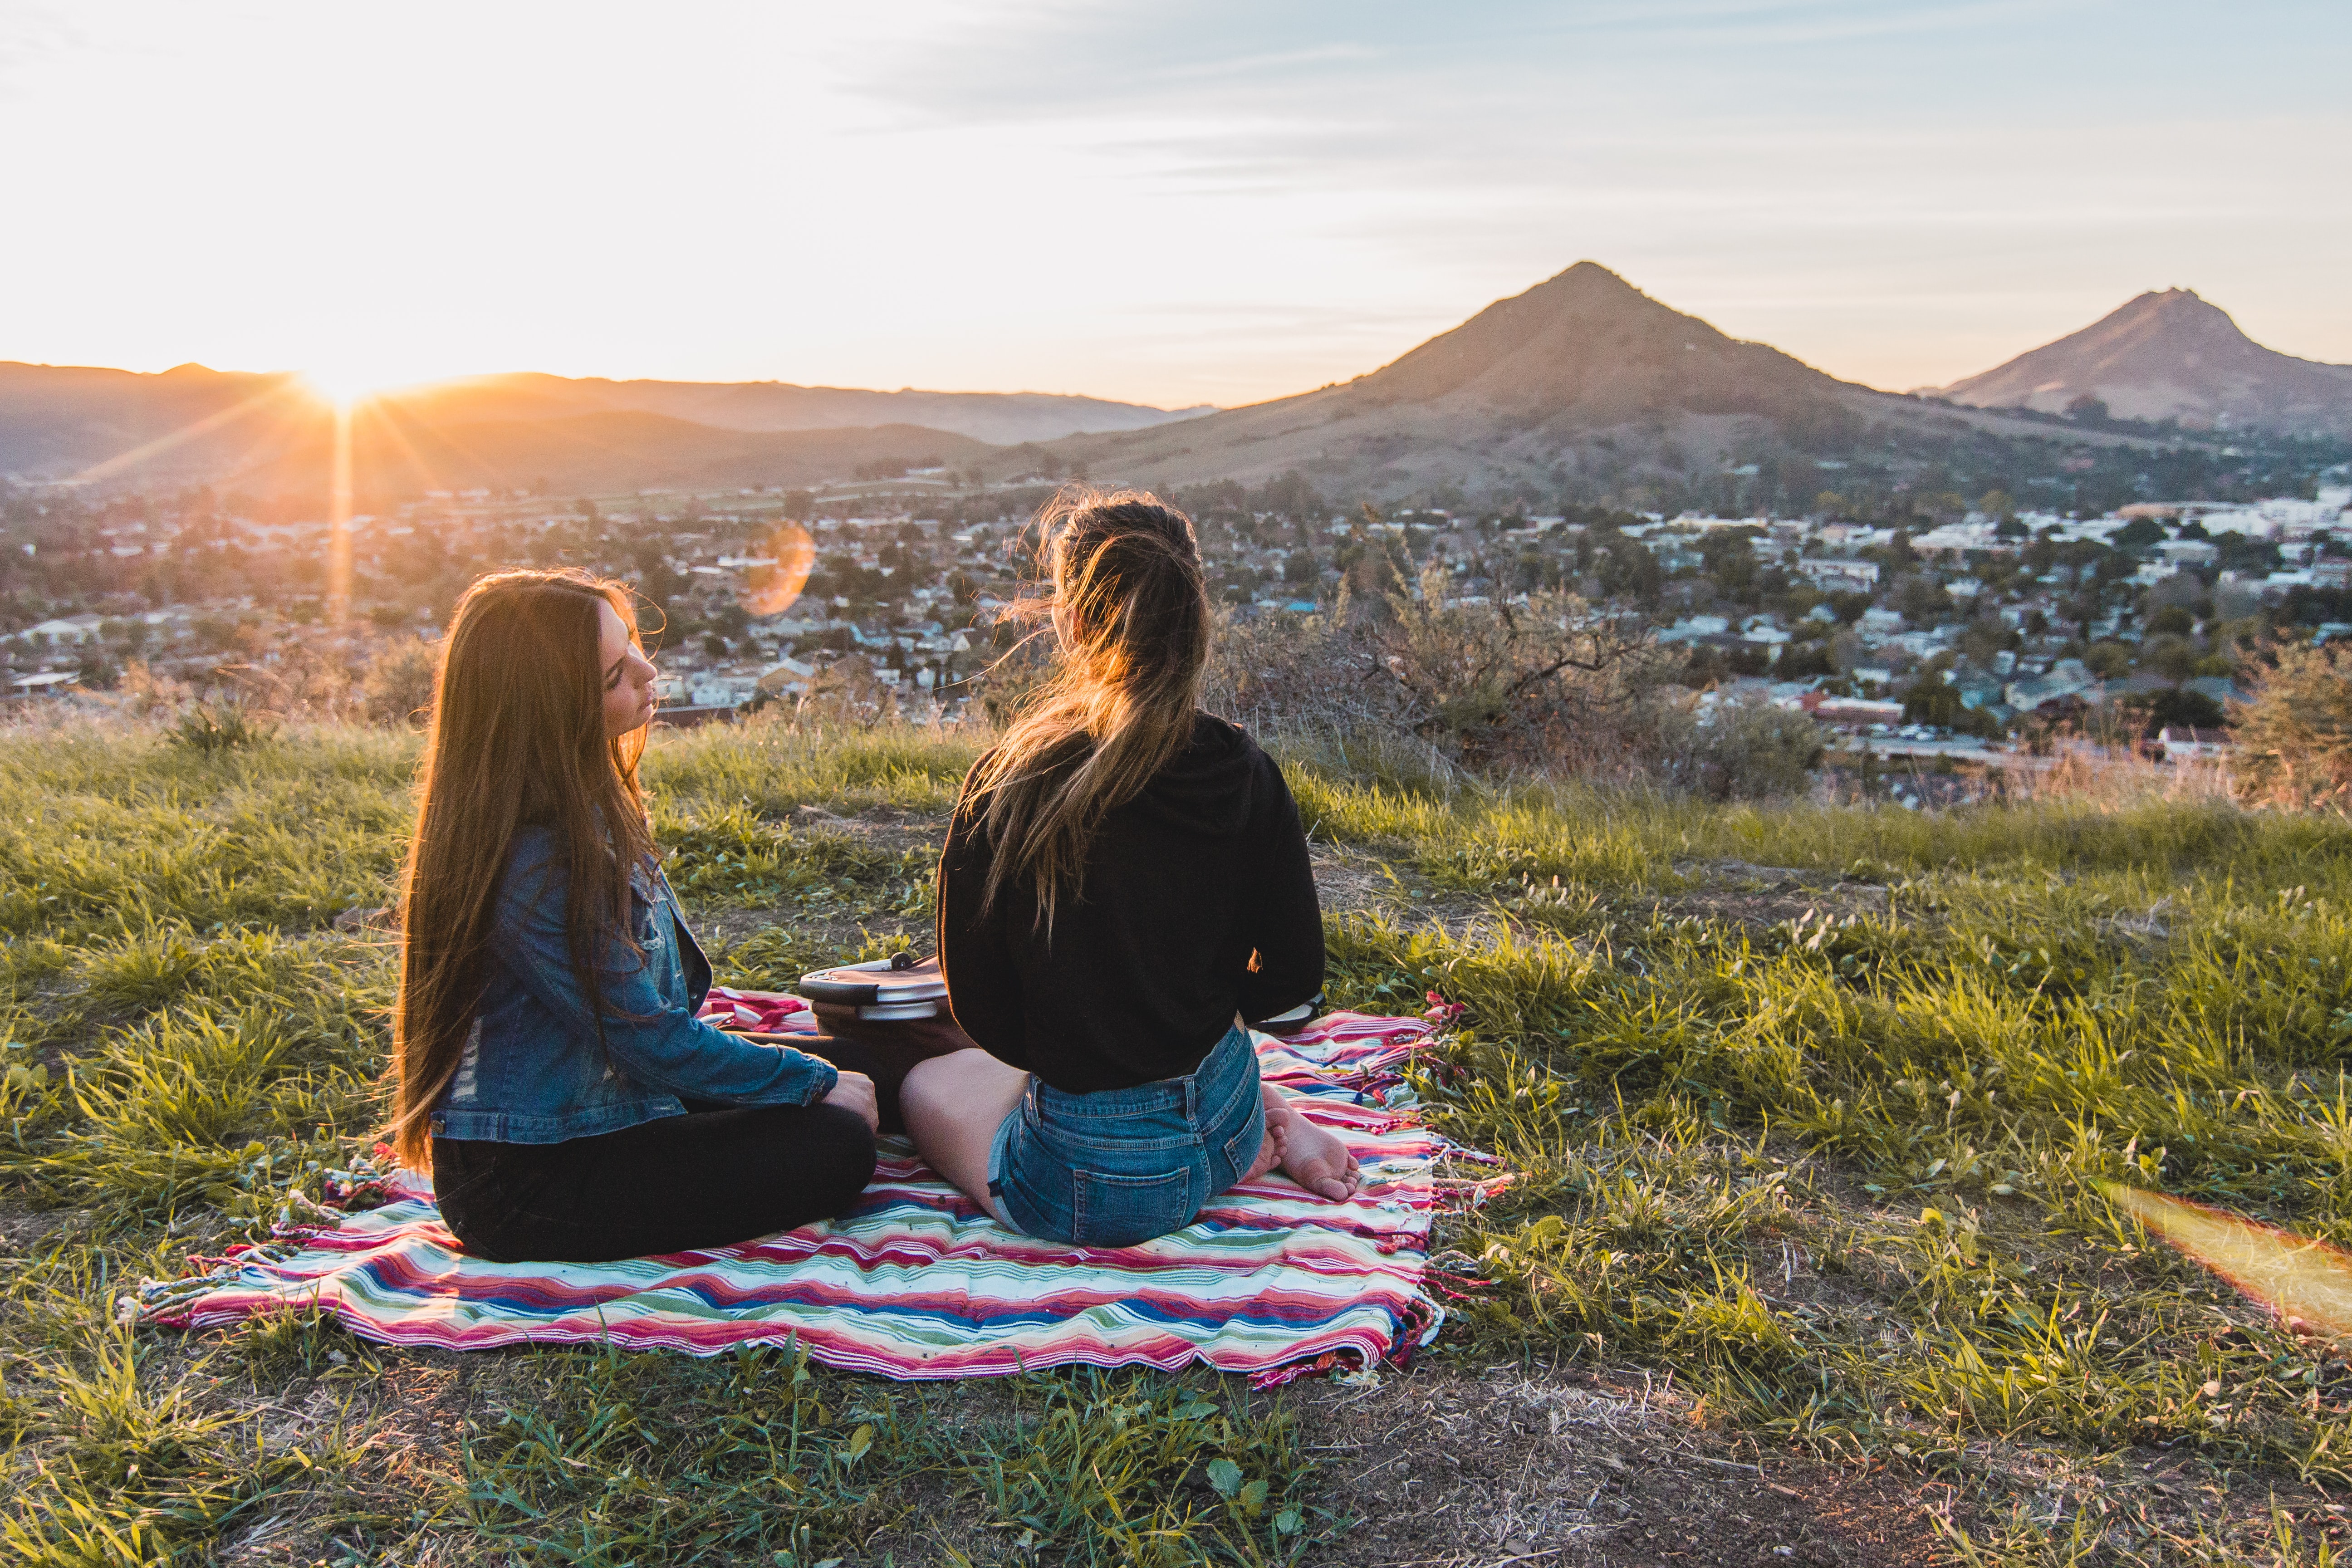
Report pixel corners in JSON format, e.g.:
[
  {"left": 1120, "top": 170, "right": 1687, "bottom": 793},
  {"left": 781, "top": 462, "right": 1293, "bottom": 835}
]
[
  {"left": 1798, "top": 559, "right": 1881, "bottom": 590},
  {"left": 24, "top": 614, "right": 103, "bottom": 645}
]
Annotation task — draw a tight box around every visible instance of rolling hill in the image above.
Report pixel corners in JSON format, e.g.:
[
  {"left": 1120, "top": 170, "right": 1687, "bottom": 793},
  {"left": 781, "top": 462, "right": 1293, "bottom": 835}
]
[
  {"left": 0, "top": 361, "right": 1203, "bottom": 486},
  {"left": 409, "top": 375, "right": 1213, "bottom": 446},
  {"left": 230, "top": 410, "right": 996, "bottom": 502},
  {"left": 1931, "top": 289, "right": 2352, "bottom": 436}
]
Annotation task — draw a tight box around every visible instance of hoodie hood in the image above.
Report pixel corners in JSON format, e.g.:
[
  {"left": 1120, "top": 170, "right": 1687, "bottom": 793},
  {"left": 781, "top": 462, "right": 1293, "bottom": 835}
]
[{"left": 1130, "top": 713, "right": 1257, "bottom": 838}]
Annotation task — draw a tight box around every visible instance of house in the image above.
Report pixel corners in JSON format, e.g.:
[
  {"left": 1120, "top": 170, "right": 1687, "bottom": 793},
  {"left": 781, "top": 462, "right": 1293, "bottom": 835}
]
[
  {"left": 1947, "top": 667, "right": 2005, "bottom": 710},
  {"left": 2005, "top": 659, "right": 2101, "bottom": 714},
  {"left": 7, "top": 671, "right": 78, "bottom": 696},
  {"left": 1909, "top": 519, "right": 2016, "bottom": 557},
  {"left": 1798, "top": 559, "right": 1881, "bottom": 590},
  {"left": 756, "top": 657, "right": 817, "bottom": 697},
  {"left": 1814, "top": 697, "right": 1906, "bottom": 728},
  {"left": 688, "top": 673, "right": 763, "bottom": 708},
  {"left": 24, "top": 614, "right": 103, "bottom": 646},
  {"left": 1656, "top": 615, "right": 1732, "bottom": 644},
  {"left": 2182, "top": 676, "right": 2248, "bottom": 707},
  {"left": 2158, "top": 726, "right": 2232, "bottom": 762}
]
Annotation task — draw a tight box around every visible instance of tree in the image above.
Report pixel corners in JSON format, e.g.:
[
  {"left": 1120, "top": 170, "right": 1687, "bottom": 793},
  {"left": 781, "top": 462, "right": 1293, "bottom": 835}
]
[
  {"left": 1905, "top": 682, "right": 1961, "bottom": 726},
  {"left": 2083, "top": 641, "right": 2132, "bottom": 678},
  {"left": 2065, "top": 394, "right": 2110, "bottom": 425},
  {"left": 2145, "top": 686, "right": 2225, "bottom": 734}
]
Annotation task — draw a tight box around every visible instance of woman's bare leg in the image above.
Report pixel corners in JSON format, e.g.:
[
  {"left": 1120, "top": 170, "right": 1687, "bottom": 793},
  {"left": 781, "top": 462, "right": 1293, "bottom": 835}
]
[
  {"left": 900, "top": 1049, "right": 1031, "bottom": 1226},
  {"left": 1259, "top": 1083, "right": 1362, "bottom": 1201}
]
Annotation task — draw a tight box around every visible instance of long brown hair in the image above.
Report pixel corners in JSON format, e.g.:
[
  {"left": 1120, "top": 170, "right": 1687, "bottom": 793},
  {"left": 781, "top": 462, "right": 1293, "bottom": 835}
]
[
  {"left": 387, "top": 568, "right": 654, "bottom": 1169},
  {"left": 965, "top": 488, "right": 1211, "bottom": 926}
]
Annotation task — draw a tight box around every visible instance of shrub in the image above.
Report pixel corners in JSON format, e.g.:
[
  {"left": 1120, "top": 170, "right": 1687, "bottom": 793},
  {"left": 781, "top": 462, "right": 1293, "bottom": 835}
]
[
  {"left": 1203, "top": 568, "right": 1827, "bottom": 798},
  {"left": 361, "top": 639, "right": 439, "bottom": 728},
  {"left": 2234, "top": 642, "right": 2352, "bottom": 811},
  {"left": 1657, "top": 696, "right": 1826, "bottom": 801},
  {"left": 164, "top": 699, "right": 277, "bottom": 756},
  {"left": 1208, "top": 567, "right": 1674, "bottom": 773}
]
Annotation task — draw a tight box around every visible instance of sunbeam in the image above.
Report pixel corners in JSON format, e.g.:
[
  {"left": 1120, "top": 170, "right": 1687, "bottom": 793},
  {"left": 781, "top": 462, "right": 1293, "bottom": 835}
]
[
  {"left": 70, "top": 379, "right": 309, "bottom": 485},
  {"left": 326, "top": 403, "right": 354, "bottom": 627}
]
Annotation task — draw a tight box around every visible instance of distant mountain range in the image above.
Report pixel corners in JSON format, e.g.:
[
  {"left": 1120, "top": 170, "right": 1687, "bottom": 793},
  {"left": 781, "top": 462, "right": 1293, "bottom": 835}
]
[
  {"left": 234, "top": 411, "right": 999, "bottom": 499},
  {"left": 5, "top": 267, "right": 2344, "bottom": 503},
  {"left": 0, "top": 363, "right": 1207, "bottom": 486},
  {"left": 1930, "top": 289, "right": 2352, "bottom": 436}
]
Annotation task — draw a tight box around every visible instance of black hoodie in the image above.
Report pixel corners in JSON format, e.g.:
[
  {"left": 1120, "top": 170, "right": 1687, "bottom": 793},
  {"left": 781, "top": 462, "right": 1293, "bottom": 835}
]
[{"left": 935, "top": 713, "right": 1324, "bottom": 1093}]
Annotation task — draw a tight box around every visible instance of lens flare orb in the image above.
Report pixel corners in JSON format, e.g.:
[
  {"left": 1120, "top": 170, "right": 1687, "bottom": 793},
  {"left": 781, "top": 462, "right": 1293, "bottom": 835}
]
[
  {"left": 740, "top": 521, "right": 816, "bottom": 618},
  {"left": 2102, "top": 1181, "right": 2352, "bottom": 1339}
]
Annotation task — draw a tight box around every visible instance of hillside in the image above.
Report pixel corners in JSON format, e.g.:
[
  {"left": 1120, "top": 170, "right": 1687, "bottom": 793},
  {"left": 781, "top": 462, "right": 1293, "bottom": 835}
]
[
  {"left": 1933, "top": 288, "right": 2352, "bottom": 436},
  {"left": 0, "top": 361, "right": 1199, "bottom": 485},
  {"left": 0, "top": 361, "right": 310, "bottom": 483},
  {"left": 1031, "top": 262, "right": 2032, "bottom": 495},
  {"left": 425, "top": 373, "right": 1214, "bottom": 445},
  {"left": 4, "top": 721, "right": 2349, "bottom": 1563},
  {"left": 231, "top": 408, "right": 996, "bottom": 502}
]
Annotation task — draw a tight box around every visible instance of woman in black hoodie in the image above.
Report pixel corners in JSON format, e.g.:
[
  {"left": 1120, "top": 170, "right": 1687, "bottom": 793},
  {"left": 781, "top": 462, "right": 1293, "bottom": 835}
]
[{"left": 902, "top": 490, "right": 1359, "bottom": 1246}]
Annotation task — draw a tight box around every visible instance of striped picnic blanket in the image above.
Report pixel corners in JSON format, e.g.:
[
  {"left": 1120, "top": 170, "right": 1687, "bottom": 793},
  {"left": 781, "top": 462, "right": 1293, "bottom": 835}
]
[{"left": 140, "top": 995, "right": 1480, "bottom": 1385}]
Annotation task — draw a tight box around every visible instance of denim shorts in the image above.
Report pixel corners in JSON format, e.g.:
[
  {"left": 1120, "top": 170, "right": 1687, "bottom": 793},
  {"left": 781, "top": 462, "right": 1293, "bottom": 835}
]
[{"left": 987, "top": 1023, "right": 1265, "bottom": 1247}]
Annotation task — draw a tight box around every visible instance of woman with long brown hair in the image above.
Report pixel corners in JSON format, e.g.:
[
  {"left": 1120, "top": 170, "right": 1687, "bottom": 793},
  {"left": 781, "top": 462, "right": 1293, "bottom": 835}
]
[
  {"left": 388, "top": 567, "right": 879, "bottom": 1263},
  {"left": 902, "top": 490, "right": 1359, "bottom": 1247}
]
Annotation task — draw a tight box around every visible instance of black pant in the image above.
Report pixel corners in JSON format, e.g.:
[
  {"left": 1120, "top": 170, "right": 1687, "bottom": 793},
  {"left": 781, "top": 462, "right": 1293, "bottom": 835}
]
[{"left": 431, "top": 1040, "right": 884, "bottom": 1264}]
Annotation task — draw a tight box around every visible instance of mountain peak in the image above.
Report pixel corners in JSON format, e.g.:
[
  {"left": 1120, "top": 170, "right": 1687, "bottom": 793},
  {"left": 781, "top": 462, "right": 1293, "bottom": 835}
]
[
  {"left": 1936, "top": 289, "right": 2352, "bottom": 434},
  {"left": 1335, "top": 261, "right": 1848, "bottom": 422}
]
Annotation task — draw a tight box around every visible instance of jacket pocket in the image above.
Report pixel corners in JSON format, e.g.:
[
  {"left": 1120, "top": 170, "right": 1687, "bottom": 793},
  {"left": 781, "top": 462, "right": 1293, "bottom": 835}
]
[{"left": 1071, "top": 1165, "right": 1196, "bottom": 1247}]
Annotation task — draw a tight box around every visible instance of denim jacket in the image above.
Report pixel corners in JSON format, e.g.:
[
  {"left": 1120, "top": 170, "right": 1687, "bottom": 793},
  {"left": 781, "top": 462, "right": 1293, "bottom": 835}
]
[{"left": 429, "top": 825, "right": 838, "bottom": 1144}]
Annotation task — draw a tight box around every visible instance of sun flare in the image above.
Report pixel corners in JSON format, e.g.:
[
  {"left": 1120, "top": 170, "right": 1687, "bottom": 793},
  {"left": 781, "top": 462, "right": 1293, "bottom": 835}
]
[{"left": 301, "top": 362, "right": 415, "bottom": 409}]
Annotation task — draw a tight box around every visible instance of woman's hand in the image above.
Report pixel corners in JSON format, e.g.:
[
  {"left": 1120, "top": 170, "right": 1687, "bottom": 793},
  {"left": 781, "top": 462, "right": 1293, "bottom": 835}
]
[{"left": 822, "top": 1070, "right": 880, "bottom": 1134}]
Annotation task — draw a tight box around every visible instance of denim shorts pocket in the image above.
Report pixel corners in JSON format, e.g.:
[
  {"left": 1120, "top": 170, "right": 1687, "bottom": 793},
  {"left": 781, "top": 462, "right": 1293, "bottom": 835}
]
[
  {"left": 1071, "top": 1165, "right": 1196, "bottom": 1248},
  {"left": 1220, "top": 1108, "right": 1265, "bottom": 1188}
]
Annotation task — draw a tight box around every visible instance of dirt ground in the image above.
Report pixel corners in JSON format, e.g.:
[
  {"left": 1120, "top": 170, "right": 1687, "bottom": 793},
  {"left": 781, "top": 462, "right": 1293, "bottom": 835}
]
[{"left": 1285, "top": 1363, "right": 1958, "bottom": 1568}]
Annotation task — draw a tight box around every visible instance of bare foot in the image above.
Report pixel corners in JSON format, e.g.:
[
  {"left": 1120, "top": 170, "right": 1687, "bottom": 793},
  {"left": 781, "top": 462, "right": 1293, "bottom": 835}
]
[
  {"left": 1242, "top": 1086, "right": 1290, "bottom": 1182},
  {"left": 1262, "top": 1088, "right": 1361, "bottom": 1202}
]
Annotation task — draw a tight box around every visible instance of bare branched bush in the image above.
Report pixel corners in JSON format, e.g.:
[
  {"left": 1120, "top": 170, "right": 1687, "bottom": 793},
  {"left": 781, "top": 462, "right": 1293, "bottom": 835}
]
[
  {"left": 1651, "top": 696, "right": 1826, "bottom": 801},
  {"left": 1205, "top": 565, "right": 1819, "bottom": 796},
  {"left": 782, "top": 656, "right": 906, "bottom": 730},
  {"left": 362, "top": 640, "right": 440, "bottom": 728},
  {"left": 2233, "top": 642, "right": 2352, "bottom": 813},
  {"left": 117, "top": 660, "right": 192, "bottom": 719},
  {"left": 197, "top": 647, "right": 367, "bottom": 724}
]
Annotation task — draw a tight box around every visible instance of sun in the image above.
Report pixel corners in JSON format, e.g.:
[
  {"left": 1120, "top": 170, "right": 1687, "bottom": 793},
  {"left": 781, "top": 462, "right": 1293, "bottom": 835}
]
[{"left": 300, "top": 361, "right": 415, "bottom": 409}]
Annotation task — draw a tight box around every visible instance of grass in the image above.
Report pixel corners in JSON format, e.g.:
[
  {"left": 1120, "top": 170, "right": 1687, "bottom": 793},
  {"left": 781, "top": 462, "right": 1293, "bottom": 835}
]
[{"left": 4, "top": 712, "right": 2352, "bottom": 1561}]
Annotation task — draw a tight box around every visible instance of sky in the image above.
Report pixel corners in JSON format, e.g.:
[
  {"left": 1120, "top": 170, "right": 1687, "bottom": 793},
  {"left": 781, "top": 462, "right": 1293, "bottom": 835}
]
[{"left": 4, "top": 1, "right": 2346, "bottom": 409}]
